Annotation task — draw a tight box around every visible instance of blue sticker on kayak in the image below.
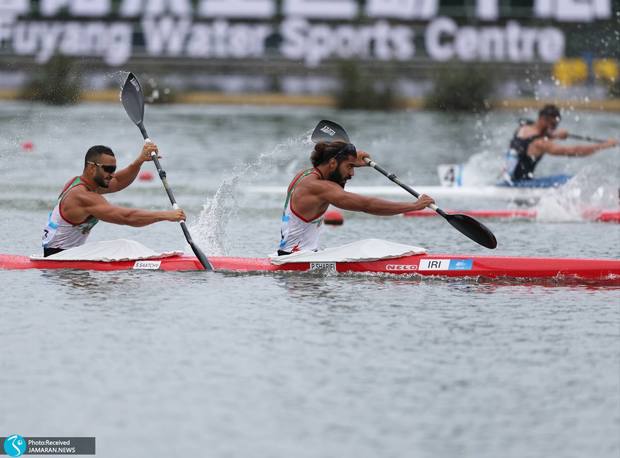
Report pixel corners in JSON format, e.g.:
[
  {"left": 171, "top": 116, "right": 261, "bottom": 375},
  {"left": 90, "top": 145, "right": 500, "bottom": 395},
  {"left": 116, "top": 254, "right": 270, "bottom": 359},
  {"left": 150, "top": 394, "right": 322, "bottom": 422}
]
[
  {"left": 449, "top": 259, "right": 473, "bottom": 270},
  {"left": 419, "top": 259, "right": 473, "bottom": 271}
]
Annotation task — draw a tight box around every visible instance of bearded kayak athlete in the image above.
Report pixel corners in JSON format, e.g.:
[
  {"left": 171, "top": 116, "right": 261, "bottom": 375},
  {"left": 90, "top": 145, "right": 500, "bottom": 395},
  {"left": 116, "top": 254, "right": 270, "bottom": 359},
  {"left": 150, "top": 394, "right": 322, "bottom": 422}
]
[
  {"left": 501, "top": 104, "right": 618, "bottom": 187},
  {"left": 42, "top": 144, "right": 186, "bottom": 257},
  {"left": 277, "top": 141, "right": 435, "bottom": 255}
]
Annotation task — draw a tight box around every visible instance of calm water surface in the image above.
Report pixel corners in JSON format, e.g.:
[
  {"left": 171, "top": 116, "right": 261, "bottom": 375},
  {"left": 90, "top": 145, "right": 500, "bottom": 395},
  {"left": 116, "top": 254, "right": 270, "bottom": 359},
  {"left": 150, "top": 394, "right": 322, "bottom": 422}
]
[{"left": 1, "top": 102, "right": 619, "bottom": 458}]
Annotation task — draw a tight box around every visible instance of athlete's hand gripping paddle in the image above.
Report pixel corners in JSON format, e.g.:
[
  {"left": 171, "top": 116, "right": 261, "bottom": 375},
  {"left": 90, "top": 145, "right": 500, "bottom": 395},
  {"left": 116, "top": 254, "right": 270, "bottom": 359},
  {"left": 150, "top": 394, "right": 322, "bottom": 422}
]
[
  {"left": 121, "top": 72, "right": 213, "bottom": 271},
  {"left": 311, "top": 120, "right": 498, "bottom": 249}
]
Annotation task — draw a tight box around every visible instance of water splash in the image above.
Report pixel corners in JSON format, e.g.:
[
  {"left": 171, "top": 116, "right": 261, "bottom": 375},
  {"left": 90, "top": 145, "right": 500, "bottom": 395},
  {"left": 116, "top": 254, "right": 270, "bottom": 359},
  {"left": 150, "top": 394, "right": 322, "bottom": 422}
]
[
  {"left": 459, "top": 112, "right": 505, "bottom": 185},
  {"left": 534, "top": 165, "right": 619, "bottom": 222},
  {"left": 102, "top": 70, "right": 131, "bottom": 92},
  {"left": 189, "top": 133, "right": 312, "bottom": 255},
  {"left": 458, "top": 150, "right": 505, "bottom": 186}
]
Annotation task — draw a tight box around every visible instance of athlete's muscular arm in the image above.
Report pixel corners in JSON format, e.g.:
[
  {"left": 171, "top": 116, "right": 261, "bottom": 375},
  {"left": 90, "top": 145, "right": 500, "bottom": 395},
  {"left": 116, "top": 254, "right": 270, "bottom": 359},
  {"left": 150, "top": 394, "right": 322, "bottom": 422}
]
[
  {"left": 314, "top": 182, "right": 434, "bottom": 216},
  {"left": 549, "top": 129, "right": 568, "bottom": 140},
  {"left": 103, "top": 143, "right": 160, "bottom": 194},
  {"left": 533, "top": 138, "right": 618, "bottom": 157},
  {"left": 79, "top": 193, "right": 185, "bottom": 227}
]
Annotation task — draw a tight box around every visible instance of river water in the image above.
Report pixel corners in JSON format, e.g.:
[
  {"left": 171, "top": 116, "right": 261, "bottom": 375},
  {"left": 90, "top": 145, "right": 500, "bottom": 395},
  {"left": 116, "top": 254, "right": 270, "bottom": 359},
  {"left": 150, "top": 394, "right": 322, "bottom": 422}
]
[{"left": 0, "top": 101, "right": 619, "bottom": 458}]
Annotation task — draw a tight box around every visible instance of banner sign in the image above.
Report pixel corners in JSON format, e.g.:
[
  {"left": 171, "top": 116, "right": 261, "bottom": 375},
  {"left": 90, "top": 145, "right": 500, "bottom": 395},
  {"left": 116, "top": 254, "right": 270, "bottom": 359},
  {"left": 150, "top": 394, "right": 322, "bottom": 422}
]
[{"left": 0, "top": 0, "right": 613, "bottom": 66}]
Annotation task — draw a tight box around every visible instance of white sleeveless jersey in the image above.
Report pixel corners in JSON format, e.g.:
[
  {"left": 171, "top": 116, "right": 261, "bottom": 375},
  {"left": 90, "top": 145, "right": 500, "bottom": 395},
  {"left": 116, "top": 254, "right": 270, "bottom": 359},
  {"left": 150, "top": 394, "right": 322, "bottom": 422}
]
[
  {"left": 278, "top": 169, "right": 325, "bottom": 253},
  {"left": 42, "top": 177, "right": 99, "bottom": 249}
]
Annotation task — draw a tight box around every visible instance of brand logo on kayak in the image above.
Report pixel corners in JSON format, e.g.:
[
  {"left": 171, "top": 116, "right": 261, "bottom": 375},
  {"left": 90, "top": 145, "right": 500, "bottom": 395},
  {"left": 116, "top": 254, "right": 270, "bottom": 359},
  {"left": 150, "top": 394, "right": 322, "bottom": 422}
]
[
  {"left": 386, "top": 264, "right": 418, "bottom": 271},
  {"left": 309, "top": 262, "right": 336, "bottom": 272},
  {"left": 133, "top": 260, "right": 161, "bottom": 270},
  {"left": 320, "top": 125, "right": 336, "bottom": 137},
  {"left": 449, "top": 259, "right": 473, "bottom": 270},
  {"left": 419, "top": 259, "right": 473, "bottom": 271}
]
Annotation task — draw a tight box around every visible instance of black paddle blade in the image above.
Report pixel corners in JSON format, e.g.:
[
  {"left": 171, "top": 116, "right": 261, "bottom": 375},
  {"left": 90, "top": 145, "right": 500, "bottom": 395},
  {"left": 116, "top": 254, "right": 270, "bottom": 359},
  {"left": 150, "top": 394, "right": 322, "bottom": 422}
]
[
  {"left": 311, "top": 120, "right": 350, "bottom": 143},
  {"left": 446, "top": 214, "right": 498, "bottom": 249},
  {"left": 121, "top": 72, "right": 145, "bottom": 126}
]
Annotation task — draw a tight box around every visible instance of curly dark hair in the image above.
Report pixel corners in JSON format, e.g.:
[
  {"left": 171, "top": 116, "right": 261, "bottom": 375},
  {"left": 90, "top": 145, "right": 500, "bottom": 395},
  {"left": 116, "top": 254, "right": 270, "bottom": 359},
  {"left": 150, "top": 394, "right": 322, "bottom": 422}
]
[{"left": 311, "top": 141, "right": 357, "bottom": 167}]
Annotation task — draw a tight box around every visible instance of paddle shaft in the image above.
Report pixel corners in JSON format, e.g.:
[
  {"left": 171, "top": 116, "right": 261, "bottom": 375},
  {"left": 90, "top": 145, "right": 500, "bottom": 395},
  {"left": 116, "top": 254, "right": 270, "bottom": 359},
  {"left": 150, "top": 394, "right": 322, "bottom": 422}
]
[
  {"left": 520, "top": 119, "right": 610, "bottom": 143},
  {"left": 567, "top": 133, "right": 607, "bottom": 143},
  {"left": 121, "top": 72, "right": 212, "bottom": 271},
  {"left": 364, "top": 158, "right": 445, "bottom": 217},
  {"left": 141, "top": 129, "right": 213, "bottom": 271},
  {"left": 365, "top": 157, "right": 497, "bottom": 248}
]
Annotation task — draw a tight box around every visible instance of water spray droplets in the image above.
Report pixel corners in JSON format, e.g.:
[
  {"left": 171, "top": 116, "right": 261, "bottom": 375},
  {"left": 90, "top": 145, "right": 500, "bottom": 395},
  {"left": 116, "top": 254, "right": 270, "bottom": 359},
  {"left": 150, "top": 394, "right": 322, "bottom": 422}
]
[
  {"left": 189, "top": 134, "right": 309, "bottom": 255},
  {"left": 535, "top": 165, "right": 619, "bottom": 222}
]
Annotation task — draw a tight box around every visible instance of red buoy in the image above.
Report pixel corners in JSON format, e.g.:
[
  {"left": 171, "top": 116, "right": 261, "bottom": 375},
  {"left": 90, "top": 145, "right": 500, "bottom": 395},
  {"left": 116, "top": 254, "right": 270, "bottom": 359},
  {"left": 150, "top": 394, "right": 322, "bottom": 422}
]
[
  {"left": 21, "top": 141, "right": 34, "bottom": 152},
  {"left": 324, "top": 209, "right": 344, "bottom": 225},
  {"left": 138, "top": 170, "right": 154, "bottom": 181}
]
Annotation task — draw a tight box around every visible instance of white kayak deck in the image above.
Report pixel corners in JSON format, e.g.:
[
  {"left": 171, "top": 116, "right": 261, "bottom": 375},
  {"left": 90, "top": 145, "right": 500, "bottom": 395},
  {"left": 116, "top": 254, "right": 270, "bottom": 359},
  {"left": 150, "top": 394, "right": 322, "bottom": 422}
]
[
  {"left": 270, "top": 239, "right": 426, "bottom": 264},
  {"left": 33, "top": 239, "right": 427, "bottom": 265},
  {"left": 33, "top": 240, "right": 184, "bottom": 262}
]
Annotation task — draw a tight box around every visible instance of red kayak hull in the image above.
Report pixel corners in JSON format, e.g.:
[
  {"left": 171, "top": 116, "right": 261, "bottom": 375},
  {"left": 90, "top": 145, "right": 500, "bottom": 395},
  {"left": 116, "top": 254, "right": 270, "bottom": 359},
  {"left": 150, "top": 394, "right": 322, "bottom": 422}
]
[
  {"left": 1, "top": 254, "right": 619, "bottom": 282},
  {"left": 404, "top": 209, "right": 620, "bottom": 223}
]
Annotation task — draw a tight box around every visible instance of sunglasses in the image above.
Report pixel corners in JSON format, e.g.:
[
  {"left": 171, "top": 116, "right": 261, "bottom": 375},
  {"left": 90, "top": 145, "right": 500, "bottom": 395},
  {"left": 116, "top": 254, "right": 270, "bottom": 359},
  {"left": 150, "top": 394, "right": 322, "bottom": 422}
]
[
  {"left": 333, "top": 143, "right": 357, "bottom": 159},
  {"left": 548, "top": 116, "right": 561, "bottom": 129},
  {"left": 87, "top": 161, "right": 116, "bottom": 174}
]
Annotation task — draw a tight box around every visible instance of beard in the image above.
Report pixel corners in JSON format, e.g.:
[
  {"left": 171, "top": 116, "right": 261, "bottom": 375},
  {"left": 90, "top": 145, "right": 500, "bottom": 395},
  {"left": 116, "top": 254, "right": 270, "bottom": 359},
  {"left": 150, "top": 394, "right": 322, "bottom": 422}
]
[
  {"left": 94, "top": 173, "right": 109, "bottom": 188},
  {"left": 328, "top": 169, "right": 347, "bottom": 188}
]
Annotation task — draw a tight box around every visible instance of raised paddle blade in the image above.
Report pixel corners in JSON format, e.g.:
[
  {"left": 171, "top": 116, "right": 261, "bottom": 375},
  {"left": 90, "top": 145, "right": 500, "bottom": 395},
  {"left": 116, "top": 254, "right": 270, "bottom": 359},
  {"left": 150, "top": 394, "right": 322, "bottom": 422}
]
[
  {"left": 121, "top": 73, "right": 147, "bottom": 137},
  {"left": 311, "top": 120, "right": 350, "bottom": 143},
  {"left": 445, "top": 214, "right": 498, "bottom": 249}
]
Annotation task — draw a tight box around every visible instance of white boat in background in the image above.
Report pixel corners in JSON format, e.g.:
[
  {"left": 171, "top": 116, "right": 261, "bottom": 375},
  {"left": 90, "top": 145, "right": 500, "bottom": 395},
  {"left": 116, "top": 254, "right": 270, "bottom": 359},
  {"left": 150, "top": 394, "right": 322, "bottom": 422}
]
[
  {"left": 246, "top": 185, "right": 548, "bottom": 201},
  {"left": 437, "top": 163, "right": 573, "bottom": 189}
]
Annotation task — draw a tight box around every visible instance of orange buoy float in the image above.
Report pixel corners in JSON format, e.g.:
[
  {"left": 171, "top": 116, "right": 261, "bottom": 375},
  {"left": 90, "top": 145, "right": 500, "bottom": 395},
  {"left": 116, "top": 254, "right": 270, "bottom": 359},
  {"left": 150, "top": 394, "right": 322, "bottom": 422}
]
[
  {"left": 324, "top": 209, "right": 344, "bottom": 225},
  {"left": 138, "top": 170, "right": 154, "bottom": 181}
]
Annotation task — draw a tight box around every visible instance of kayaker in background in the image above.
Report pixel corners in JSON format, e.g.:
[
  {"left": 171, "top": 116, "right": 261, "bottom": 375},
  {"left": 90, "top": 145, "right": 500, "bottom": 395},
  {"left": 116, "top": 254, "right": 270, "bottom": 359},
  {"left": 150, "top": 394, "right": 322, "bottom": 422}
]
[
  {"left": 42, "top": 144, "right": 186, "bottom": 257},
  {"left": 501, "top": 104, "right": 618, "bottom": 187},
  {"left": 278, "top": 141, "right": 435, "bottom": 255}
]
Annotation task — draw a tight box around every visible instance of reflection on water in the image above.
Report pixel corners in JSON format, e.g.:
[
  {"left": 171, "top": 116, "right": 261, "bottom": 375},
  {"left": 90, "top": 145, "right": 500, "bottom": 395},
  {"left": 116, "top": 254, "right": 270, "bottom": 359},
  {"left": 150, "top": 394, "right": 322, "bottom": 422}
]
[
  {"left": 267, "top": 270, "right": 620, "bottom": 294},
  {"left": 35, "top": 267, "right": 620, "bottom": 304},
  {"left": 40, "top": 269, "right": 145, "bottom": 295},
  {"left": 41, "top": 269, "right": 104, "bottom": 291}
]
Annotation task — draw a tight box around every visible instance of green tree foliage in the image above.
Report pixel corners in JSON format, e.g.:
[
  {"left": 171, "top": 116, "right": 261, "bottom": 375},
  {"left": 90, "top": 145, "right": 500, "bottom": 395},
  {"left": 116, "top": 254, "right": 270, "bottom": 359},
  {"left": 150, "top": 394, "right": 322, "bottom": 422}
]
[
  {"left": 20, "top": 55, "right": 82, "bottom": 105},
  {"left": 424, "top": 65, "right": 495, "bottom": 112},
  {"left": 335, "top": 60, "right": 402, "bottom": 111}
]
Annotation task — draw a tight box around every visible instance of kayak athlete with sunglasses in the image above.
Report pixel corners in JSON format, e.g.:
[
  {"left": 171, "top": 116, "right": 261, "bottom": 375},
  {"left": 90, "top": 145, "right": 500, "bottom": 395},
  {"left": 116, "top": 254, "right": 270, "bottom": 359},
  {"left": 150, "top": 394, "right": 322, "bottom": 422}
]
[
  {"left": 278, "top": 141, "right": 435, "bottom": 255},
  {"left": 41, "top": 144, "right": 186, "bottom": 257}
]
